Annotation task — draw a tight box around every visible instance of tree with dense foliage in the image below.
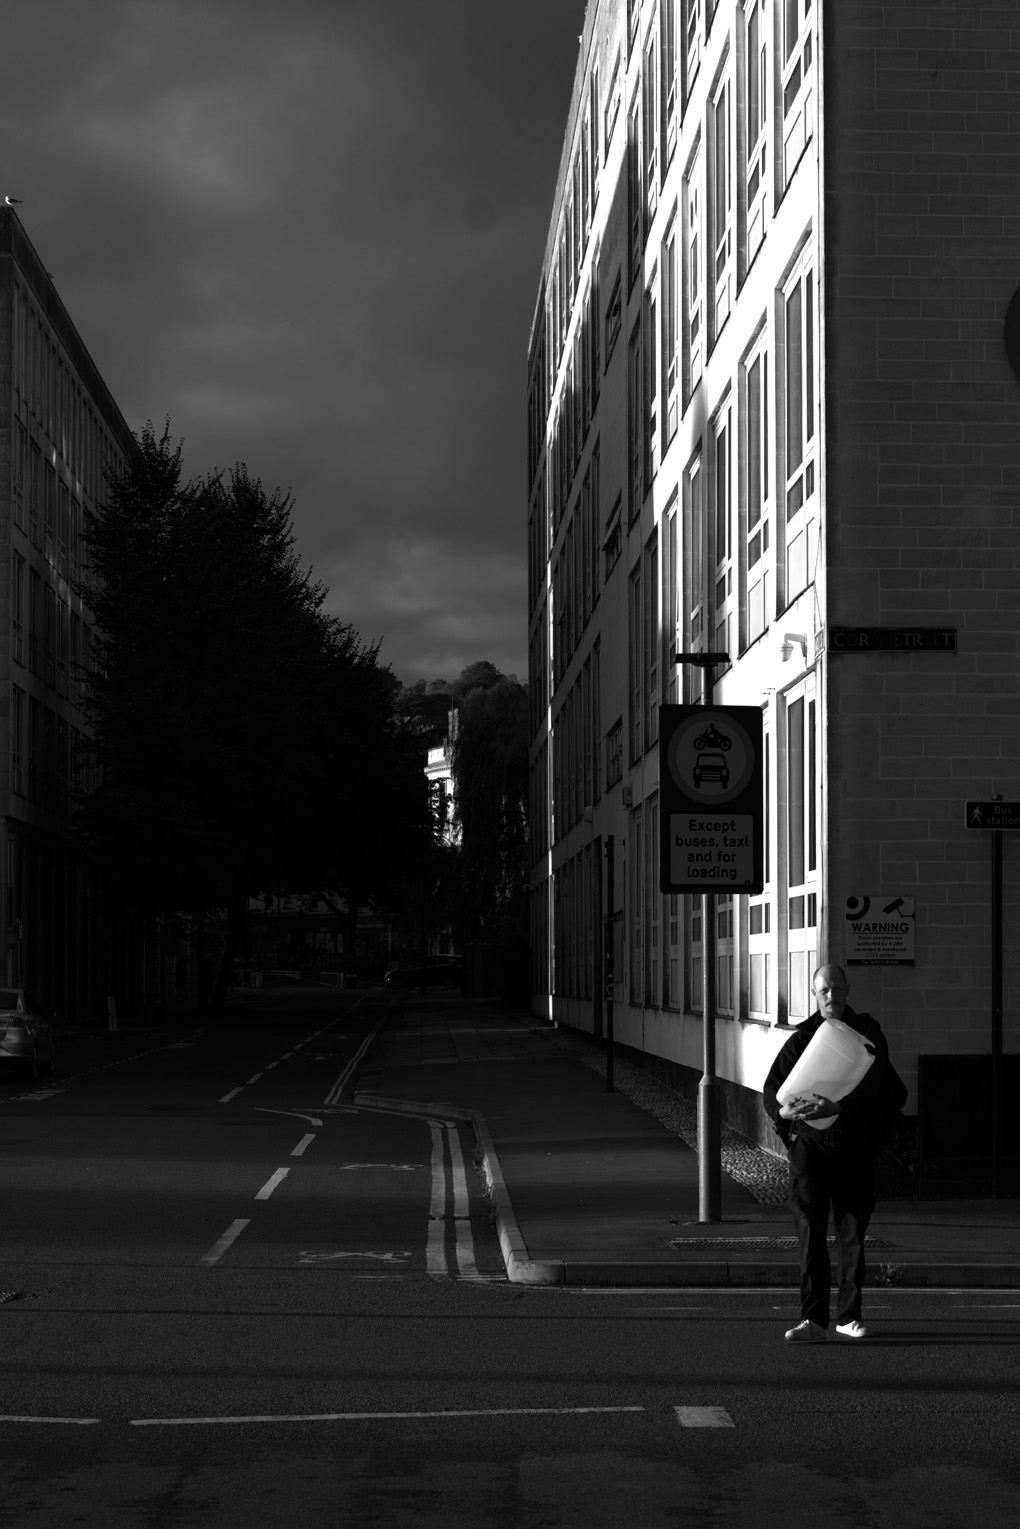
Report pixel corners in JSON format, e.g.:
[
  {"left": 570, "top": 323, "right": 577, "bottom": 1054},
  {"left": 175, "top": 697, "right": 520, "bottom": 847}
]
[{"left": 77, "top": 421, "right": 420, "bottom": 1005}]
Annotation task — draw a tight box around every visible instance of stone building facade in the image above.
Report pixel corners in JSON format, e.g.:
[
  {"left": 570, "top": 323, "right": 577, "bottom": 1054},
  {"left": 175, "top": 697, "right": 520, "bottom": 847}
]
[{"left": 527, "top": 0, "right": 1020, "bottom": 1191}]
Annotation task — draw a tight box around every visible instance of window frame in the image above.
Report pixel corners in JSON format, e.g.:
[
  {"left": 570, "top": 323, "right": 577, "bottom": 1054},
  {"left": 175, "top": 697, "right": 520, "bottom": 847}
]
[{"left": 780, "top": 252, "right": 817, "bottom": 608}]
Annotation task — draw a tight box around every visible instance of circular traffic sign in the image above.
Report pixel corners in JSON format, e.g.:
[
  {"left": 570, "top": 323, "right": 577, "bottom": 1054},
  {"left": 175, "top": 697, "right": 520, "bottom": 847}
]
[{"left": 666, "top": 711, "right": 757, "bottom": 804}]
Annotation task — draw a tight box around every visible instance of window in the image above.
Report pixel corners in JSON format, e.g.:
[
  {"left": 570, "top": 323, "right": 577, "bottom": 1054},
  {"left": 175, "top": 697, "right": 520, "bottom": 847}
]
[
  {"left": 589, "top": 441, "right": 601, "bottom": 611},
  {"left": 662, "top": 0, "right": 678, "bottom": 166},
  {"left": 783, "top": 258, "right": 817, "bottom": 604},
  {"left": 713, "top": 403, "right": 733, "bottom": 661},
  {"left": 662, "top": 213, "right": 679, "bottom": 447},
  {"left": 581, "top": 112, "right": 590, "bottom": 242},
  {"left": 44, "top": 464, "right": 56, "bottom": 564},
  {"left": 590, "top": 65, "right": 601, "bottom": 201},
  {"left": 744, "top": 0, "right": 768, "bottom": 263},
  {"left": 44, "top": 587, "right": 56, "bottom": 689},
  {"left": 592, "top": 640, "right": 601, "bottom": 802},
  {"left": 605, "top": 52, "right": 621, "bottom": 150},
  {"left": 643, "top": 531, "right": 660, "bottom": 750},
  {"left": 785, "top": 692, "right": 818, "bottom": 1022},
  {"left": 581, "top": 472, "right": 592, "bottom": 630},
  {"left": 630, "top": 802, "right": 644, "bottom": 1001},
  {"left": 58, "top": 600, "right": 69, "bottom": 699},
  {"left": 643, "top": 23, "right": 659, "bottom": 224},
  {"left": 748, "top": 732, "right": 771, "bottom": 1018},
  {"left": 604, "top": 494, "right": 623, "bottom": 580},
  {"left": 683, "top": 452, "right": 706, "bottom": 700},
  {"left": 606, "top": 717, "right": 623, "bottom": 788},
  {"left": 591, "top": 247, "right": 601, "bottom": 406},
  {"left": 12, "top": 555, "right": 25, "bottom": 667},
  {"left": 711, "top": 76, "right": 732, "bottom": 335},
  {"left": 685, "top": 148, "right": 703, "bottom": 393},
  {"left": 628, "top": 560, "right": 644, "bottom": 762},
  {"left": 782, "top": 0, "right": 815, "bottom": 185},
  {"left": 28, "top": 569, "right": 40, "bottom": 677},
  {"left": 12, "top": 420, "right": 26, "bottom": 532},
  {"left": 687, "top": 897, "right": 703, "bottom": 1011},
  {"left": 58, "top": 481, "right": 69, "bottom": 579},
  {"left": 29, "top": 442, "right": 41, "bottom": 547},
  {"left": 647, "top": 798, "right": 660, "bottom": 1006},
  {"left": 70, "top": 612, "right": 81, "bottom": 707},
  {"left": 645, "top": 273, "right": 659, "bottom": 476},
  {"left": 11, "top": 688, "right": 24, "bottom": 797},
  {"left": 28, "top": 697, "right": 39, "bottom": 802},
  {"left": 605, "top": 270, "right": 622, "bottom": 365},
  {"left": 743, "top": 337, "right": 770, "bottom": 645},
  {"left": 716, "top": 893, "right": 734, "bottom": 1015},
  {"left": 663, "top": 495, "right": 679, "bottom": 704},
  {"left": 627, "top": 91, "right": 643, "bottom": 287},
  {"left": 684, "top": 0, "right": 702, "bottom": 102},
  {"left": 628, "top": 318, "right": 644, "bottom": 516}
]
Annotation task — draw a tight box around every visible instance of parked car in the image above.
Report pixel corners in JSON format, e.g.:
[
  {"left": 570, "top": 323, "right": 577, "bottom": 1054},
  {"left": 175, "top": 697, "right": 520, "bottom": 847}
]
[
  {"left": 0, "top": 989, "right": 56, "bottom": 1080},
  {"left": 383, "top": 960, "right": 463, "bottom": 991}
]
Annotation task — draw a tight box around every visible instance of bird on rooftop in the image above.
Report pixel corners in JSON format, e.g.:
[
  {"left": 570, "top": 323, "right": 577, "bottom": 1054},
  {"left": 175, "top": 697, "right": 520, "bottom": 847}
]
[{"left": 5, "top": 196, "right": 23, "bottom": 205}]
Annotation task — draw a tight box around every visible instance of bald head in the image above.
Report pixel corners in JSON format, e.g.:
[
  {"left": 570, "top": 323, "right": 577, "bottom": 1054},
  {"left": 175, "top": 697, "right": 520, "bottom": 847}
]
[{"left": 812, "top": 965, "right": 849, "bottom": 1021}]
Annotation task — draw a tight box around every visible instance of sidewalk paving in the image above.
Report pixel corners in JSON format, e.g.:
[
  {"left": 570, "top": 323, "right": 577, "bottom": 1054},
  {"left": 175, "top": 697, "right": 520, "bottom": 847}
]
[{"left": 355, "top": 992, "right": 1020, "bottom": 1288}]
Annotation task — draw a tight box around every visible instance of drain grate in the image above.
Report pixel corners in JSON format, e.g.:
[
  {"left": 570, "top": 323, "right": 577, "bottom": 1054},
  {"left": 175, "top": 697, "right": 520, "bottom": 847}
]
[{"left": 664, "top": 1235, "right": 892, "bottom": 1251}]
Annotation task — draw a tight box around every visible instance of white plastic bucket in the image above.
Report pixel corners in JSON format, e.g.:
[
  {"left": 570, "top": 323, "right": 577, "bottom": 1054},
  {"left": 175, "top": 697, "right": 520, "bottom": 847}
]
[{"left": 775, "top": 1018, "right": 876, "bottom": 1130}]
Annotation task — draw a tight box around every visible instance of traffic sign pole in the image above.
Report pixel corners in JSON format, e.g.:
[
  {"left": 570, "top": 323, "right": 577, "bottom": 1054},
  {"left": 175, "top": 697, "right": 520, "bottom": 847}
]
[
  {"left": 663, "top": 659, "right": 764, "bottom": 1223},
  {"left": 674, "top": 653, "right": 729, "bottom": 1224}
]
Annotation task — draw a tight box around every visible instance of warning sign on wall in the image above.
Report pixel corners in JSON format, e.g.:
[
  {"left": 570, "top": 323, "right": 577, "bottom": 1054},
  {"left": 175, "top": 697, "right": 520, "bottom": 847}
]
[{"left": 845, "top": 895, "right": 915, "bottom": 965}]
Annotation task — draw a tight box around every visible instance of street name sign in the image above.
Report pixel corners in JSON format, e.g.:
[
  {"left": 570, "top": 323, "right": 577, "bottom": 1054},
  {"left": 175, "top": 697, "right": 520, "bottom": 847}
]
[
  {"left": 965, "top": 802, "right": 1020, "bottom": 830},
  {"left": 828, "top": 626, "right": 957, "bottom": 653},
  {"left": 659, "top": 705, "right": 764, "bottom": 894}
]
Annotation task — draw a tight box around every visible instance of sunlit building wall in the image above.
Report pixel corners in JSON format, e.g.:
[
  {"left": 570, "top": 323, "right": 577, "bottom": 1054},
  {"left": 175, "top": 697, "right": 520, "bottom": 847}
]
[{"left": 528, "top": 1, "right": 1020, "bottom": 1188}]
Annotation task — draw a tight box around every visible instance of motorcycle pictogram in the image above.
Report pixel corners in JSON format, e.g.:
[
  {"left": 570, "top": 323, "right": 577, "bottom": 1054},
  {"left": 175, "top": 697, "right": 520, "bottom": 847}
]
[{"left": 693, "top": 722, "right": 733, "bottom": 752}]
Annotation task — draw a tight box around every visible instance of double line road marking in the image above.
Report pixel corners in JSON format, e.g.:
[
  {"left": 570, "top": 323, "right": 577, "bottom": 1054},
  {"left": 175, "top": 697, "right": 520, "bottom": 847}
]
[{"left": 201, "top": 1006, "right": 480, "bottom": 1277}]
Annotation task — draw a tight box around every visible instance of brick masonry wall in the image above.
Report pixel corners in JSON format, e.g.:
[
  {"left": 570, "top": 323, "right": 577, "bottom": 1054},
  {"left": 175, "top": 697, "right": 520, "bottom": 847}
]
[{"left": 823, "top": 1, "right": 1020, "bottom": 1100}]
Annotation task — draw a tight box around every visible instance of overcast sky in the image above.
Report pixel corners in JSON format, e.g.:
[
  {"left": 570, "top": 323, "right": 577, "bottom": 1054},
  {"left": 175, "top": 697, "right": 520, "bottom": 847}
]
[{"left": 4, "top": 0, "right": 586, "bottom": 686}]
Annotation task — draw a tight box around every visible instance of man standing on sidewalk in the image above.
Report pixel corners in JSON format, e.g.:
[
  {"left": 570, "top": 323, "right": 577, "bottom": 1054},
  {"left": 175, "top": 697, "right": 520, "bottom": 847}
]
[{"left": 763, "top": 965, "right": 907, "bottom": 1343}]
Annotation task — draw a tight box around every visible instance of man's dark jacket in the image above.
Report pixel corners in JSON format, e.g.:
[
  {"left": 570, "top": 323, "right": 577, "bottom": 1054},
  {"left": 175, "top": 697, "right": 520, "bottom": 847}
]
[{"left": 762, "top": 1007, "right": 907, "bottom": 1154}]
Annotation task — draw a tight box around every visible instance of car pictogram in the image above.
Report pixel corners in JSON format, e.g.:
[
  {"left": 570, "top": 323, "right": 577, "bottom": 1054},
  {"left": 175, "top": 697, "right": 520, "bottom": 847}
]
[{"left": 693, "top": 752, "right": 730, "bottom": 789}]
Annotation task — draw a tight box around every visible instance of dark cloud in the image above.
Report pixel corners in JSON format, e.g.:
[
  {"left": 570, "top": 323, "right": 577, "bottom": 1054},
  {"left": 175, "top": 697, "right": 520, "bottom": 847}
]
[{"left": 3, "top": 0, "right": 585, "bottom": 679}]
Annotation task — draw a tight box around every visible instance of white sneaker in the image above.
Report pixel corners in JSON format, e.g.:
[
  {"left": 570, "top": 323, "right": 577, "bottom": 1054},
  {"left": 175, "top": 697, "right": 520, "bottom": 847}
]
[
  {"left": 835, "top": 1320, "right": 869, "bottom": 1339},
  {"left": 785, "top": 1319, "right": 828, "bottom": 1342}
]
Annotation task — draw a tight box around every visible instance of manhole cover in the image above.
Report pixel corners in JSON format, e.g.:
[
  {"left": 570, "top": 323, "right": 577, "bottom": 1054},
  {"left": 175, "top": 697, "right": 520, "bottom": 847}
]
[{"left": 664, "top": 1235, "right": 893, "bottom": 1251}]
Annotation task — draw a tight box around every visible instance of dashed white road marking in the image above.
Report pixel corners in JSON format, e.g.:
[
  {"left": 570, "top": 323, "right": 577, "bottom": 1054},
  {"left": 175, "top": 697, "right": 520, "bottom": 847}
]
[
  {"left": 219, "top": 1087, "right": 243, "bottom": 1102},
  {"left": 0, "top": 1415, "right": 101, "bottom": 1425},
  {"left": 131, "top": 1406, "right": 647, "bottom": 1427},
  {"left": 291, "top": 1134, "right": 316, "bottom": 1157},
  {"left": 675, "top": 1406, "right": 734, "bottom": 1428},
  {"left": 199, "top": 1218, "right": 251, "bottom": 1266},
  {"left": 245, "top": 1073, "right": 264, "bottom": 1086},
  {"left": 254, "top": 1168, "right": 290, "bottom": 1200},
  {"left": 11, "top": 1088, "right": 65, "bottom": 1102}
]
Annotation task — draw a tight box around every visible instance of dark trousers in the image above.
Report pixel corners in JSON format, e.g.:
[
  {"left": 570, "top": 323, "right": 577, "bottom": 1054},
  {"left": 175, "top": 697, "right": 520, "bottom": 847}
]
[{"left": 788, "top": 1134, "right": 875, "bottom": 1328}]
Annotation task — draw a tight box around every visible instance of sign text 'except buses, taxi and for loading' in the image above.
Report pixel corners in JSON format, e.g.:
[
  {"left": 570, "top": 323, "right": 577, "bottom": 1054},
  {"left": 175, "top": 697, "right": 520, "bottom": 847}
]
[{"left": 671, "top": 814, "right": 756, "bottom": 885}]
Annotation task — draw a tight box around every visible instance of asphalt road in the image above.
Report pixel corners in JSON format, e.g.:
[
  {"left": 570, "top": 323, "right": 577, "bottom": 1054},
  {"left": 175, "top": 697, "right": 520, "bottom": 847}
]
[{"left": 0, "top": 987, "right": 1017, "bottom": 1527}]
